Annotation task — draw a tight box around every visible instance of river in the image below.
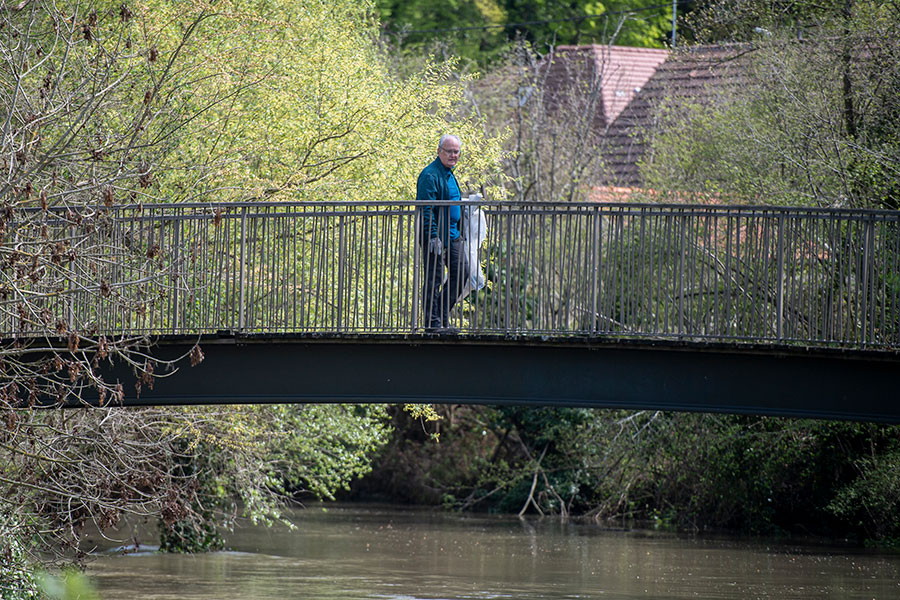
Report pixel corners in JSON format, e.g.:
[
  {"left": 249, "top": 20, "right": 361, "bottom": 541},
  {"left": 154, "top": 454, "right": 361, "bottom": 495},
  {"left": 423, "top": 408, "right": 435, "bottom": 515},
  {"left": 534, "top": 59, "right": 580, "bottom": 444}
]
[{"left": 86, "top": 504, "right": 900, "bottom": 599}]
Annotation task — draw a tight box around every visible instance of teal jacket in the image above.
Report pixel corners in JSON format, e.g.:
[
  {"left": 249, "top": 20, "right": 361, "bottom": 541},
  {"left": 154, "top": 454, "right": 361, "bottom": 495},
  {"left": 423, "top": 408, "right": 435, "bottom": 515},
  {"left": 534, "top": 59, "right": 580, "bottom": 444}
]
[{"left": 417, "top": 157, "right": 463, "bottom": 243}]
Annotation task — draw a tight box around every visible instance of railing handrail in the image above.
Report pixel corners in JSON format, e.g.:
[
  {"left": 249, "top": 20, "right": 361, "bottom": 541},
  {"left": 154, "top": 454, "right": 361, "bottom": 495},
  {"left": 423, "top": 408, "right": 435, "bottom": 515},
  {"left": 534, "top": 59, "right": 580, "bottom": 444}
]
[{"left": 11, "top": 199, "right": 900, "bottom": 219}]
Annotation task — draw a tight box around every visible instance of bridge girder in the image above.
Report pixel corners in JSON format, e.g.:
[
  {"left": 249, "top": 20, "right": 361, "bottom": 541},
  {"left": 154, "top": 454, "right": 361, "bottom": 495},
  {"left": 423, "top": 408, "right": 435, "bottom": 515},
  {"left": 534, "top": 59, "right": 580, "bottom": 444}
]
[{"left": 52, "top": 334, "right": 900, "bottom": 423}]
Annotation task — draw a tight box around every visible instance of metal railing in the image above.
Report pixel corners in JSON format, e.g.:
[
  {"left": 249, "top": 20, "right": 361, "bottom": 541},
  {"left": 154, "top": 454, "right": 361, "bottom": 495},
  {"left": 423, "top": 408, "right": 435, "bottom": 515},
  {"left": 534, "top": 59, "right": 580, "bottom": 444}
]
[{"left": 3, "top": 201, "right": 899, "bottom": 349}]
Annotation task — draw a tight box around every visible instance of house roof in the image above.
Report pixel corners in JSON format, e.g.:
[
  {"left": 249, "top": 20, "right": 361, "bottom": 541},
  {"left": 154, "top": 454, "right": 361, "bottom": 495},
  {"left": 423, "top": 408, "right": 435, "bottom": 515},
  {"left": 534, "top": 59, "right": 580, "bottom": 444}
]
[
  {"left": 600, "top": 45, "right": 750, "bottom": 188},
  {"left": 469, "top": 43, "right": 751, "bottom": 196},
  {"left": 545, "top": 45, "right": 669, "bottom": 128}
]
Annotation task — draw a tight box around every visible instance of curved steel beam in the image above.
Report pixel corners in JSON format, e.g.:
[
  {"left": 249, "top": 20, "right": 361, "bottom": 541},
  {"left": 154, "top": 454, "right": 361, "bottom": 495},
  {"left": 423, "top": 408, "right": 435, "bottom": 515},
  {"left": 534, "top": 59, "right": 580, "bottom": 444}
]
[{"left": 55, "top": 334, "right": 900, "bottom": 423}]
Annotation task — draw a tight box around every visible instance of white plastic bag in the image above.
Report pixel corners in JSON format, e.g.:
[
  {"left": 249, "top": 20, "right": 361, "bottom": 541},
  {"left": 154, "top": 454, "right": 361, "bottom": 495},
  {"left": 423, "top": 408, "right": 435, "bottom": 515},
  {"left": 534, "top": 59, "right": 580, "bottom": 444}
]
[{"left": 459, "top": 200, "right": 487, "bottom": 299}]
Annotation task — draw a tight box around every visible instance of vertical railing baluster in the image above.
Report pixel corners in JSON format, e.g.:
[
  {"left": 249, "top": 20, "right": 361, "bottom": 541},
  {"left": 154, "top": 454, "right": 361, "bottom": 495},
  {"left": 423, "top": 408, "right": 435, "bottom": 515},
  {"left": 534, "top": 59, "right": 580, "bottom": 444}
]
[
  {"left": 238, "top": 206, "right": 247, "bottom": 332},
  {"left": 862, "top": 216, "right": 874, "bottom": 345},
  {"left": 172, "top": 214, "right": 181, "bottom": 334},
  {"left": 678, "top": 210, "right": 686, "bottom": 336},
  {"left": 591, "top": 206, "right": 599, "bottom": 333},
  {"left": 336, "top": 214, "right": 345, "bottom": 332},
  {"left": 67, "top": 223, "right": 75, "bottom": 330},
  {"left": 412, "top": 208, "right": 420, "bottom": 332},
  {"left": 504, "top": 207, "right": 512, "bottom": 330},
  {"left": 776, "top": 212, "right": 785, "bottom": 341}
]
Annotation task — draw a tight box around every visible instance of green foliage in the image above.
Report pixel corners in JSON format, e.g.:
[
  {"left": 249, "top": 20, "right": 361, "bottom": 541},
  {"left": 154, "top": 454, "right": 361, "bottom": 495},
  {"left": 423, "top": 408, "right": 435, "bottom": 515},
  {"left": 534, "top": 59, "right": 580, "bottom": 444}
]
[
  {"left": 491, "top": 406, "right": 592, "bottom": 449},
  {"left": 0, "top": 522, "right": 41, "bottom": 600},
  {"left": 156, "top": 404, "right": 390, "bottom": 552},
  {"left": 270, "top": 405, "right": 391, "bottom": 501},
  {"left": 346, "top": 405, "right": 501, "bottom": 505},
  {"left": 12, "top": 0, "right": 505, "bottom": 206},
  {"left": 135, "top": 0, "right": 506, "bottom": 202},
  {"left": 379, "top": 0, "right": 675, "bottom": 67},
  {"left": 641, "top": 98, "right": 788, "bottom": 202},
  {"left": 643, "top": 2, "right": 900, "bottom": 208},
  {"left": 403, "top": 404, "right": 442, "bottom": 423},
  {"left": 686, "top": 0, "right": 894, "bottom": 43},
  {"left": 403, "top": 404, "right": 442, "bottom": 442},
  {"left": 827, "top": 448, "right": 900, "bottom": 543},
  {"left": 483, "top": 407, "right": 596, "bottom": 514},
  {"left": 158, "top": 438, "right": 226, "bottom": 553},
  {"left": 576, "top": 414, "right": 900, "bottom": 541},
  {"left": 632, "top": 417, "right": 900, "bottom": 539},
  {"left": 378, "top": 0, "right": 510, "bottom": 66},
  {"left": 159, "top": 517, "right": 224, "bottom": 554},
  {"left": 36, "top": 571, "right": 100, "bottom": 600}
]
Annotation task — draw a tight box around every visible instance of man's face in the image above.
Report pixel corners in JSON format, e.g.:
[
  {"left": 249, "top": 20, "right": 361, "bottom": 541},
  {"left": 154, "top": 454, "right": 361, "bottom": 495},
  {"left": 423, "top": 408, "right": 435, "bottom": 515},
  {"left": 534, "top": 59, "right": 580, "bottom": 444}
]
[{"left": 438, "top": 138, "right": 461, "bottom": 169}]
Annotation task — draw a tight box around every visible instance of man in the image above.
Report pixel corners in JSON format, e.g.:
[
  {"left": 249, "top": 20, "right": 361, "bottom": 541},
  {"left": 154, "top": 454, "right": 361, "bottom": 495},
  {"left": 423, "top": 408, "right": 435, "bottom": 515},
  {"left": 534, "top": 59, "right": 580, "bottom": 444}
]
[{"left": 417, "top": 134, "right": 467, "bottom": 334}]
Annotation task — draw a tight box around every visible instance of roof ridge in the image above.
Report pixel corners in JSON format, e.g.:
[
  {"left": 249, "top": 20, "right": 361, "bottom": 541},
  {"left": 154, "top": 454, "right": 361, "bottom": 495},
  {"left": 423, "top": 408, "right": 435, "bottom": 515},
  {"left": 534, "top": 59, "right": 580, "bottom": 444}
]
[{"left": 556, "top": 44, "right": 669, "bottom": 54}]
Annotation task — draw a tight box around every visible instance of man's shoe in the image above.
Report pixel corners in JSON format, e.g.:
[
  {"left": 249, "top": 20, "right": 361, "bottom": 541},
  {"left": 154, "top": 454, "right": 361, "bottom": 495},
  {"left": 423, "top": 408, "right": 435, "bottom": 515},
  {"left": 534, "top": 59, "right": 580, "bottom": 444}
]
[{"left": 423, "top": 326, "right": 459, "bottom": 335}]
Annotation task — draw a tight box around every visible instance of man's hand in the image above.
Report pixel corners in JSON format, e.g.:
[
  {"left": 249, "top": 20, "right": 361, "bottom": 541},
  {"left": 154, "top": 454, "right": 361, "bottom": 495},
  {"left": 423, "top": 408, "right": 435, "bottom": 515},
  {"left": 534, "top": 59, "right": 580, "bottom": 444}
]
[{"left": 428, "top": 237, "right": 443, "bottom": 256}]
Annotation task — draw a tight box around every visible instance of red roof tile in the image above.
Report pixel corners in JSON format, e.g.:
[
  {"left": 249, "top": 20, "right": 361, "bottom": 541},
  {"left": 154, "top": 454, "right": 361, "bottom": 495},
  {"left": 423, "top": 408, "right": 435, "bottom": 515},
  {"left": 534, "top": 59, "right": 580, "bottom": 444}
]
[
  {"left": 556, "top": 45, "right": 669, "bottom": 125},
  {"left": 600, "top": 45, "right": 750, "bottom": 187}
]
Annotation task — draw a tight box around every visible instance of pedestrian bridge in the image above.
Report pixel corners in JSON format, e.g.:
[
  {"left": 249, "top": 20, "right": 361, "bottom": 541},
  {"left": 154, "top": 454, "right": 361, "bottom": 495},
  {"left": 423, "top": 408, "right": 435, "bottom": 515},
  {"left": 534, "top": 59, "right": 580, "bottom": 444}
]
[{"left": 4, "top": 201, "right": 899, "bottom": 421}]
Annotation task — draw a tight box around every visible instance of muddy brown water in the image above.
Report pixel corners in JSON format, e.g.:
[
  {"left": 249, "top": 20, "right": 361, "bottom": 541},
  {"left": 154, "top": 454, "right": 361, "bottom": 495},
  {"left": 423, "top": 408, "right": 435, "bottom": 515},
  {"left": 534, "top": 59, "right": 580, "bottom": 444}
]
[{"left": 87, "top": 504, "right": 900, "bottom": 599}]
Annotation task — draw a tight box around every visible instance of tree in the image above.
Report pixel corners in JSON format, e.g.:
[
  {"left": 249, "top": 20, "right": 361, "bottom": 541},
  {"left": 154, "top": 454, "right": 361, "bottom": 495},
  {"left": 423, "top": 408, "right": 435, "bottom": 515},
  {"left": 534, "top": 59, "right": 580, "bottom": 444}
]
[
  {"left": 1, "top": 404, "right": 390, "bottom": 557},
  {"left": 468, "top": 43, "right": 610, "bottom": 203},
  {"left": 501, "top": 0, "right": 675, "bottom": 48},
  {"left": 643, "top": 1, "right": 900, "bottom": 208},
  {"left": 1, "top": 0, "right": 502, "bottom": 587},
  {"left": 685, "top": 0, "right": 900, "bottom": 42},
  {"left": 379, "top": 0, "right": 677, "bottom": 67},
  {"left": 377, "top": 0, "right": 510, "bottom": 65}
]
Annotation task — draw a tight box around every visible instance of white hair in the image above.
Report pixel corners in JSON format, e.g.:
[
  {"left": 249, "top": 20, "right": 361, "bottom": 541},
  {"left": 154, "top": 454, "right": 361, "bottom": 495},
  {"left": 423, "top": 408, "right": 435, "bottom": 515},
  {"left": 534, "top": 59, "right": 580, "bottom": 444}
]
[{"left": 438, "top": 134, "right": 461, "bottom": 153}]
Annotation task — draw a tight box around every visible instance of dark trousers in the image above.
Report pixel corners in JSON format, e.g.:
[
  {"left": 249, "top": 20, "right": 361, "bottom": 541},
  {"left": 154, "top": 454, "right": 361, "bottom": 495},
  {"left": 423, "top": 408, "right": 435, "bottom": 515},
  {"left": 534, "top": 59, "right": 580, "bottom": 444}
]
[{"left": 422, "top": 237, "right": 466, "bottom": 329}]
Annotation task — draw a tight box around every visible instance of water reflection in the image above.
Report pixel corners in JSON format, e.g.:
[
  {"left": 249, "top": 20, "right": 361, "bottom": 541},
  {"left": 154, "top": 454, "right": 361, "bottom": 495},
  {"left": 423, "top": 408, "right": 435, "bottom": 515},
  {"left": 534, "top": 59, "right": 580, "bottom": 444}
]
[{"left": 88, "top": 504, "right": 900, "bottom": 600}]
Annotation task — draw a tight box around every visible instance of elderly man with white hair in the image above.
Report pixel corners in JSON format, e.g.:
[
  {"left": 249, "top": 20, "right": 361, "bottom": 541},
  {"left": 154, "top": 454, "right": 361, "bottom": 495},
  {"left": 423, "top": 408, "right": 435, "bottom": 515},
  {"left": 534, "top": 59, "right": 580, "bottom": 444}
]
[{"left": 417, "top": 134, "right": 467, "bottom": 334}]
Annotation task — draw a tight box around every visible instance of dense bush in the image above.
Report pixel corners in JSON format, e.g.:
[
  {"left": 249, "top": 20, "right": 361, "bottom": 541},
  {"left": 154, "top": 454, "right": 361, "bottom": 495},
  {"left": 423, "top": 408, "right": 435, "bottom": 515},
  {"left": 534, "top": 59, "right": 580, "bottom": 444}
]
[
  {"left": 351, "top": 406, "right": 900, "bottom": 544},
  {"left": 0, "top": 518, "right": 40, "bottom": 600}
]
